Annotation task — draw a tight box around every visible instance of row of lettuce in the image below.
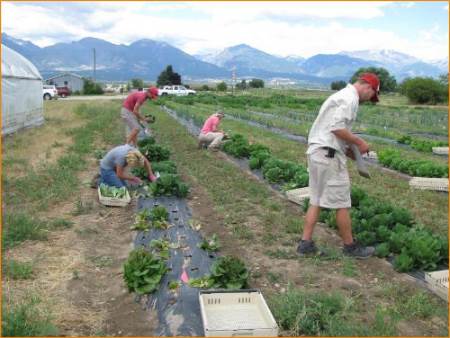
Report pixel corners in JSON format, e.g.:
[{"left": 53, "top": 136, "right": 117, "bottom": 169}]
[
  {"left": 163, "top": 102, "right": 448, "bottom": 273},
  {"left": 123, "top": 135, "right": 250, "bottom": 295}
]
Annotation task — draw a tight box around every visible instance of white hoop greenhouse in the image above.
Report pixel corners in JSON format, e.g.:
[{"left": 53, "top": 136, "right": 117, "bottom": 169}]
[{"left": 2, "top": 44, "right": 44, "bottom": 135}]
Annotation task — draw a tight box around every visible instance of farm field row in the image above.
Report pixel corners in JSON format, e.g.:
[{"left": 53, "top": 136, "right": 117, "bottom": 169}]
[{"left": 163, "top": 93, "right": 448, "bottom": 139}]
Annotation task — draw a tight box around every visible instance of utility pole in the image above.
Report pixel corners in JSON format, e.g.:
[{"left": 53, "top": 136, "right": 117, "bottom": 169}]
[{"left": 93, "top": 48, "right": 96, "bottom": 82}]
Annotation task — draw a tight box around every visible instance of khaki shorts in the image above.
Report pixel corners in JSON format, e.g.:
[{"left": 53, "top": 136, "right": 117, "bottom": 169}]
[
  {"left": 121, "top": 107, "right": 140, "bottom": 134},
  {"left": 307, "top": 148, "right": 351, "bottom": 209}
]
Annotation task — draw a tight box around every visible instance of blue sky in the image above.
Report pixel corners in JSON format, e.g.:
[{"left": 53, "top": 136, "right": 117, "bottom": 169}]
[{"left": 2, "top": 1, "right": 448, "bottom": 60}]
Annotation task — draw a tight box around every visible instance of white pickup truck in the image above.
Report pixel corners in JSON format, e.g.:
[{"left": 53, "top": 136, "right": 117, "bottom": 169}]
[{"left": 158, "top": 85, "right": 196, "bottom": 96}]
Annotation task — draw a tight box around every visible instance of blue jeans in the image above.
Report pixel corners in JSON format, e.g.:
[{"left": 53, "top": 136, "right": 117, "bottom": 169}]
[{"left": 100, "top": 167, "right": 126, "bottom": 188}]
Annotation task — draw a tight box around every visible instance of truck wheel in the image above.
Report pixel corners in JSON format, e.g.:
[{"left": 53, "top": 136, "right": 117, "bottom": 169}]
[
  {"left": 43, "top": 93, "right": 51, "bottom": 100},
  {"left": 161, "top": 93, "right": 168, "bottom": 96}
]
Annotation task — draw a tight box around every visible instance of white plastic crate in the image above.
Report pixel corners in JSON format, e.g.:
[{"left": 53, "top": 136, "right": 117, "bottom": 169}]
[
  {"left": 199, "top": 289, "right": 279, "bottom": 336},
  {"left": 98, "top": 187, "right": 131, "bottom": 207},
  {"left": 425, "top": 270, "right": 448, "bottom": 302},
  {"left": 285, "top": 187, "right": 310, "bottom": 205},
  {"left": 432, "top": 147, "right": 448, "bottom": 156},
  {"left": 409, "top": 177, "right": 448, "bottom": 192}
]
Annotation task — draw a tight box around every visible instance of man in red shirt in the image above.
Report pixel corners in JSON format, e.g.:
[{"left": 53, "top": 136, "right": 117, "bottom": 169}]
[
  {"left": 121, "top": 87, "right": 158, "bottom": 146},
  {"left": 198, "top": 111, "right": 226, "bottom": 151}
]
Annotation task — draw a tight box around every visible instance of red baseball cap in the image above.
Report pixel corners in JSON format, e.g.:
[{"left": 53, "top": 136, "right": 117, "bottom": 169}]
[
  {"left": 359, "top": 73, "right": 380, "bottom": 102},
  {"left": 148, "top": 86, "right": 159, "bottom": 99}
]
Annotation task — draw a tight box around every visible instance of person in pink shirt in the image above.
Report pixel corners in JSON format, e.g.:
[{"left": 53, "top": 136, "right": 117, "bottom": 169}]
[
  {"left": 121, "top": 87, "right": 158, "bottom": 146},
  {"left": 198, "top": 111, "right": 226, "bottom": 151}
]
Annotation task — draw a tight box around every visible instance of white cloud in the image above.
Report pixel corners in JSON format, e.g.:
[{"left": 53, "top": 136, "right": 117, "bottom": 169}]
[
  {"left": 1, "top": 1, "right": 447, "bottom": 60},
  {"left": 399, "top": 2, "right": 415, "bottom": 8}
]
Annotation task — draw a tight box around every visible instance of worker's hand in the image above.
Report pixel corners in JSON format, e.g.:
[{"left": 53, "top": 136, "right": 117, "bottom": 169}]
[
  {"left": 148, "top": 174, "right": 158, "bottom": 183},
  {"left": 129, "top": 176, "right": 142, "bottom": 185},
  {"left": 356, "top": 138, "right": 369, "bottom": 154},
  {"left": 345, "top": 148, "right": 356, "bottom": 160},
  {"left": 145, "top": 115, "right": 156, "bottom": 124}
]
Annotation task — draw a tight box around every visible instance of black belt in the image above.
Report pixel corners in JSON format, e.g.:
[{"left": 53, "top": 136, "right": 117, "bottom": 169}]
[{"left": 321, "top": 147, "right": 336, "bottom": 158}]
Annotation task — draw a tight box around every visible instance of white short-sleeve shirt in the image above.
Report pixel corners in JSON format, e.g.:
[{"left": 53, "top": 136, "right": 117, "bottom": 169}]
[{"left": 307, "top": 84, "right": 359, "bottom": 158}]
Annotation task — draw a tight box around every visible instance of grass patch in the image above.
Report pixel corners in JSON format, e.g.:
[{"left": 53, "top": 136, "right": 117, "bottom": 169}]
[
  {"left": 267, "top": 271, "right": 282, "bottom": 284},
  {"left": 269, "top": 287, "right": 398, "bottom": 336},
  {"left": 2, "top": 214, "right": 48, "bottom": 250},
  {"left": 2, "top": 295, "right": 58, "bottom": 336},
  {"left": 265, "top": 248, "right": 297, "bottom": 259},
  {"left": 3, "top": 260, "right": 34, "bottom": 280},
  {"left": 342, "top": 258, "right": 358, "bottom": 277},
  {"left": 231, "top": 224, "right": 254, "bottom": 240},
  {"left": 285, "top": 219, "right": 302, "bottom": 234},
  {"left": 48, "top": 218, "right": 74, "bottom": 230},
  {"left": 4, "top": 101, "right": 124, "bottom": 212},
  {"left": 72, "top": 197, "right": 95, "bottom": 216},
  {"left": 88, "top": 255, "right": 114, "bottom": 268}
]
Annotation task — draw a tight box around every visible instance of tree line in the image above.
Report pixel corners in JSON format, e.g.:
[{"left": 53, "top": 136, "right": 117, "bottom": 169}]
[{"left": 331, "top": 67, "right": 448, "bottom": 104}]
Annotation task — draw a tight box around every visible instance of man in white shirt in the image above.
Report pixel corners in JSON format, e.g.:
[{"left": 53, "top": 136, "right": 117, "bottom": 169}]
[{"left": 298, "top": 73, "right": 380, "bottom": 259}]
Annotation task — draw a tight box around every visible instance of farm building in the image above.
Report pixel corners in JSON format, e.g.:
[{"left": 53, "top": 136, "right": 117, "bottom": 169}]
[
  {"left": 46, "top": 72, "right": 84, "bottom": 92},
  {"left": 1, "top": 44, "right": 44, "bottom": 136}
]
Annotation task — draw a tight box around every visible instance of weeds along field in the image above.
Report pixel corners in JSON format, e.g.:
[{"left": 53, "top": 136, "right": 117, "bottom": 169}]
[{"left": 2, "top": 95, "right": 448, "bottom": 336}]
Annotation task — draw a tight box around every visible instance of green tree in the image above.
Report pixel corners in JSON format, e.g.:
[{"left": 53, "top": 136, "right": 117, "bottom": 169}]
[
  {"left": 235, "top": 80, "right": 247, "bottom": 90},
  {"left": 438, "top": 73, "right": 449, "bottom": 86},
  {"left": 217, "top": 82, "right": 227, "bottom": 91},
  {"left": 330, "top": 80, "right": 347, "bottom": 90},
  {"left": 131, "top": 78, "right": 144, "bottom": 89},
  {"left": 201, "top": 85, "right": 210, "bottom": 91},
  {"left": 249, "top": 78, "right": 264, "bottom": 88},
  {"left": 350, "top": 67, "right": 397, "bottom": 92},
  {"left": 82, "top": 78, "right": 104, "bottom": 95},
  {"left": 157, "top": 65, "right": 182, "bottom": 86},
  {"left": 400, "top": 77, "right": 447, "bottom": 104}
]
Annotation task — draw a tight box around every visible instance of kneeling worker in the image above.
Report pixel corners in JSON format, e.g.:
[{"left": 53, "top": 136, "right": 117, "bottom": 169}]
[
  {"left": 198, "top": 111, "right": 226, "bottom": 151},
  {"left": 100, "top": 144, "right": 157, "bottom": 188}
]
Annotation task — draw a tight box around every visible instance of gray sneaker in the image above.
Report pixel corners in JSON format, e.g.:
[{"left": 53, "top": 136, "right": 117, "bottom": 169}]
[
  {"left": 297, "top": 240, "right": 318, "bottom": 256},
  {"left": 343, "top": 242, "right": 375, "bottom": 259}
]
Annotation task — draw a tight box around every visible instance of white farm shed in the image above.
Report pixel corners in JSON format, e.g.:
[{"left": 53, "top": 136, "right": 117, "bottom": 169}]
[{"left": 2, "top": 44, "right": 44, "bottom": 135}]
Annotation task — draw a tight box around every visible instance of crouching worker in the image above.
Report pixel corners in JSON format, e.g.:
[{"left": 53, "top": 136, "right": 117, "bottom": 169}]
[
  {"left": 198, "top": 111, "right": 226, "bottom": 151},
  {"left": 121, "top": 87, "right": 159, "bottom": 146},
  {"left": 100, "top": 144, "right": 157, "bottom": 188}
]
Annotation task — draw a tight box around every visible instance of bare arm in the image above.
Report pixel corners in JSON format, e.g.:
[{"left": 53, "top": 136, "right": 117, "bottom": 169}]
[
  {"left": 132, "top": 102, "right": 146, "bottom": 122},
  {"left": 116, "top": 165, "right": 141, "bottom": 183},
  {"left": 332, "top": 129, "right": 369, "bottom": 154},
  {"left": 143, "top": 157, "right": 155, "bottom": 179}
]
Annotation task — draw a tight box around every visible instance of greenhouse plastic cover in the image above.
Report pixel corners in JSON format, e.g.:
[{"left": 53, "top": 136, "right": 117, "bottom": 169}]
[
  {"left": 2, "top": 44, "right": 44, "bottom": 135},
  {"left": 2, "top": 45, "right": 42, "bottom": 80}
]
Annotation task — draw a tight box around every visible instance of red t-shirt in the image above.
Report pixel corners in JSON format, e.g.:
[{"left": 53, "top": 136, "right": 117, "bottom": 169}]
[{"left": 123, "top": 92, "right": 148, "bottom": 111}]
